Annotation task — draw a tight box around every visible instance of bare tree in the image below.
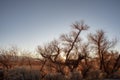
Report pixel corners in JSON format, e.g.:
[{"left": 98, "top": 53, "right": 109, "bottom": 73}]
[
  {"left": 88, "top": 30, "right": 117, "bottom": 72},
  {"left": 20, "top": 50, "right": 35, "bottom": 69},
  {"left": 60, "top": 21, "right": 89, "bottom": 72},
  {"left": 37, "top": 21, "right": 89, "bottom": 76},
  {"left": 103, "top": 51, "right": 120, "bottom": 76},
  {"left": 0, "top": 46, "right": 18, "bottom": 70}
]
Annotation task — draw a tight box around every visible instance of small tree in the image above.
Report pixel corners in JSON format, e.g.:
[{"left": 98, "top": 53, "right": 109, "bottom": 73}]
[
  {"left": 37, "top": 21, "right": 90, "bottom": 77},
  {"left": 0, "top": 46, "right": 18, "bottom": 70},
  {"left": 88, "top": 30, "right": 117, "bottom": 75},
  {"left": 103, "top": 51, "right": 120, "bottom": 77}
]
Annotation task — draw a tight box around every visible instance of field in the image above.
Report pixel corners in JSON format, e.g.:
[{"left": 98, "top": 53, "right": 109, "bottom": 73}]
[{"left": 0, "top": 57, "right": 120, "bottom": 80}]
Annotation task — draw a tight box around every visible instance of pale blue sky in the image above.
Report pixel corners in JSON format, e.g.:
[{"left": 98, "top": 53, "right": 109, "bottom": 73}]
[{"left": 0, "top": 0, "right": 120, "bottom": 51}]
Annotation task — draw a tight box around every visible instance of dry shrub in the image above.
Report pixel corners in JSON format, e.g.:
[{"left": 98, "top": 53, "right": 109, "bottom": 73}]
[
  {"left": 4, "top": 67, "right": 42, "bottom": 80},
  {"left": 44, "top": 72, "right": 66, "bottom": 80}
]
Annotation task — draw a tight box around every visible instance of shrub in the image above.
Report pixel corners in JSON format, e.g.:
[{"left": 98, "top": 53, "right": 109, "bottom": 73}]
[
  {"left": 4, "top": 68, "right": 42, "bottom": 80},
  {"left": 44, "top": 73, "right": 66, "bottom": 80},
  {"left": 69, "top": 71, "right": 82, "bottom": 80}
]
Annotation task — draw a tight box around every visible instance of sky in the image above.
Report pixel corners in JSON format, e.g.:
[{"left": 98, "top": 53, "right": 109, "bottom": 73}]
[{"left": 0, "top": 0, "right": 120, "bottom": 52}]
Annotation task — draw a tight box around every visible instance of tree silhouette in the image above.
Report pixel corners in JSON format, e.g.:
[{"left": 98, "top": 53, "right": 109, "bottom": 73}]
[
  {"left": 37, "top": 21, "right": 90, "bottom": 74},
  {"left": 88, "top": 30, "right": 119, "bottom": 76},
  {"left": 0, "top": 47, "right": 18, "bottom": 70},
  {"left": 88, "top": 30, "right": 116, "bottom": 70}
]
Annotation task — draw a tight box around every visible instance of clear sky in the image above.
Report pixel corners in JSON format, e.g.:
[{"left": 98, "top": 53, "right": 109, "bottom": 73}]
[{"left": 0, "top": 0, "right": 120, "bottom": 52}]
